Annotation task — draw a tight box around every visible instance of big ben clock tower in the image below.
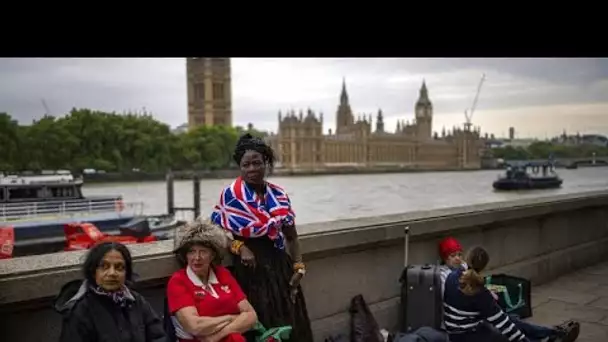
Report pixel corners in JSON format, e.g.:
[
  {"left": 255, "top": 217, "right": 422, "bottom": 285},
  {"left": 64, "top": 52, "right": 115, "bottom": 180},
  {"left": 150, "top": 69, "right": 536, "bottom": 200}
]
[{"left": 415, "top": 80, "right": 433, "bottom": 139}]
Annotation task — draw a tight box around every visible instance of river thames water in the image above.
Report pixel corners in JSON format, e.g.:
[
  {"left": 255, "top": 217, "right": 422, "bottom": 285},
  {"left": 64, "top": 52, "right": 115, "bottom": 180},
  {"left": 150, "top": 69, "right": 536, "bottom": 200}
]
[{"left": 82, "top": 168, "right": 608, "bottom": 228}]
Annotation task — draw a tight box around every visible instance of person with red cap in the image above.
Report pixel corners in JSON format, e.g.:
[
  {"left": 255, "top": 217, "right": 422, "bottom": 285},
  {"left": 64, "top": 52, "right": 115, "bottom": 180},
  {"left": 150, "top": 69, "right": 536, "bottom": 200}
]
[
  {"left": 438, "top": 236, "right": 468, "bottom": 298},
  {"left": 437, "top": 237, "right": 580, "bottom": 342}
]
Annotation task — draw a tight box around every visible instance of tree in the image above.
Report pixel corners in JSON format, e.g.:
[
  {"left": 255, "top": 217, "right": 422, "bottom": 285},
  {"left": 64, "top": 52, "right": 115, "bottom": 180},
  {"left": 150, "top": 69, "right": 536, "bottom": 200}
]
[
  {"left": 235, "top": 123, "right": 269, "bottom": 138},
  {"left": 0, "top": 109, "right": 248, "bottom": 173},
  {"left": 0, "top": 113, "right": 21, "bottom": 171},
  {"left": 491, "top": 141, "right": 608, "bottom": 160}
]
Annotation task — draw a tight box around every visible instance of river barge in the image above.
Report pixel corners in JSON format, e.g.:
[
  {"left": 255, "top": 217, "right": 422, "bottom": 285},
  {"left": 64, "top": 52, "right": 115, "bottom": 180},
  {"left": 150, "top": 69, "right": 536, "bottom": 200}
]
[
  {"left": 0, "top": 170, "right": 176, "bottom": 257},
  {"left": 493, "top": 163, "right": 563, "bottom": 191}
]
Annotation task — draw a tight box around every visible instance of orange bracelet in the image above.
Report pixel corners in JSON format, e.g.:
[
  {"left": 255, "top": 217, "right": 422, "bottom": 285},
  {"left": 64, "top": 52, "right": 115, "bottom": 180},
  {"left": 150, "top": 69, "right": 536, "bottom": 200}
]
[
  {"left": 231, "top": 240, "right": 244, "bottom": 255},
  {"left": 293, "top": 262, "right": 306, "bottom": 271}
]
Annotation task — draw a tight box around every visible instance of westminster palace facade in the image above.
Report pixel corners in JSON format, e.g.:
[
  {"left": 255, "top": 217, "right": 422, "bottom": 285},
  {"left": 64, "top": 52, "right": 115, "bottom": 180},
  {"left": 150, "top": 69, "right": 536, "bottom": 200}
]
[{"left": 267, "top": 80, "right": 485, "bottom": 171}]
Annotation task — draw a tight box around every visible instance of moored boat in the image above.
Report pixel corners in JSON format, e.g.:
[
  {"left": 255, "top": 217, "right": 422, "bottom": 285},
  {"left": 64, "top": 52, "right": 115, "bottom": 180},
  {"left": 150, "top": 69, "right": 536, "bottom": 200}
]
[
  {"left": 1, "top": 170, "right": 125, "bottom": 220},
  {"left": 493, "top": 162, "right": 563, "bottom": 191},
  {"left": 0, "top": 170, "right": 177, "bottom": 258}
]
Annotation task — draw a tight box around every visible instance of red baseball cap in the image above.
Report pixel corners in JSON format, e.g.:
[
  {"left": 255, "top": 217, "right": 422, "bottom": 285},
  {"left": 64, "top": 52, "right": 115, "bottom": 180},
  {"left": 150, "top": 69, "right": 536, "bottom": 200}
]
[{"left": 438, "top": 237, "right": 462, "bottom": 261}]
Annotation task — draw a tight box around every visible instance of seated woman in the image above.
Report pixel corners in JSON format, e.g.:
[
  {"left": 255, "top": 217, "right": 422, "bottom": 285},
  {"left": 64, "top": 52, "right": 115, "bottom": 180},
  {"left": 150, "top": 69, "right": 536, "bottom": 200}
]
[
  {"left": 444, "top": 246, "right": 532, "bottom": 342},
  {"left": 54, "top": 241, "right": 166, "bottom": 342},
  {"left": 210, "top": 133, "right": 314, "bottom": 342},
  {"left": 167, "top": 217, "right": 258, "bottom": 342},
  {"left": 438, "top": 237, "right": 580, "bottom": 342}
]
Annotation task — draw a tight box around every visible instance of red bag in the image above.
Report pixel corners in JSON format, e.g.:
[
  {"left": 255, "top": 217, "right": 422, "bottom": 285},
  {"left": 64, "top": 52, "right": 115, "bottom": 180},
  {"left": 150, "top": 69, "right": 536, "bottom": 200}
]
[
  {"left": 64, "top": 222, "right": 158, "bottom": 252},
  {"left": 64, "top": 223, "right": 106, "bottom": 251},
  {"left": 0, "top": 226, "right": 15, "bottom": 259}
]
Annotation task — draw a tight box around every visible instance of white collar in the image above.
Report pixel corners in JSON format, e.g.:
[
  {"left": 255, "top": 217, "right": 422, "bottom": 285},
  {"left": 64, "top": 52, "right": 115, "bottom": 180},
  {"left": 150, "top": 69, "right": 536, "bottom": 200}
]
[{"left": 186, "top": 266, "right": 219, "bottom": 287}]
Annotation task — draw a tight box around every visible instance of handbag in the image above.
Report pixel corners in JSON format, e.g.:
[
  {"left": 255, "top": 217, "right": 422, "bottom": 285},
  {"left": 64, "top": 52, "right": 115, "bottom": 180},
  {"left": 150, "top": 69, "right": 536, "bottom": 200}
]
[
  {"left": 350, "top": 294, "right": 384, "bottom": 342},
  {"left": 485, "top": 273, "right": 532, "bottom": 319},
  {"left": 251, "top": 321, "right": 292, "bottom": 342}
]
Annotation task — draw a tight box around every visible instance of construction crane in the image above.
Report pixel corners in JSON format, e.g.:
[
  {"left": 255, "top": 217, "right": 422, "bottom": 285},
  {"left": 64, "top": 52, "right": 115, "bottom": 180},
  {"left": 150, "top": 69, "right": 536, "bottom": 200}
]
[
  {"left": 464, "top": 73, "right": 486, "bottom": 131},
  {"left": 41, "top": 98, "right": 51, "bottom": 116}
]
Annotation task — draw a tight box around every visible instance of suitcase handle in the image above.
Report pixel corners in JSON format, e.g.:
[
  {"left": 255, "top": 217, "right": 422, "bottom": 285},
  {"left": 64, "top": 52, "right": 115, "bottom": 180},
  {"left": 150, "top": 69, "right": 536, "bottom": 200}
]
[{"left": 404, "top": 226, "right": 410, "bottom": 266}]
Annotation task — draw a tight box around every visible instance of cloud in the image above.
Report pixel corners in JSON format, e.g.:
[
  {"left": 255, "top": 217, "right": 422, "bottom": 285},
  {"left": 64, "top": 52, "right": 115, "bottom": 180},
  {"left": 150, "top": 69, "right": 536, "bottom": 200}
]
[{"left": 0, "top": 58, "right": 606, "bottom": 138}]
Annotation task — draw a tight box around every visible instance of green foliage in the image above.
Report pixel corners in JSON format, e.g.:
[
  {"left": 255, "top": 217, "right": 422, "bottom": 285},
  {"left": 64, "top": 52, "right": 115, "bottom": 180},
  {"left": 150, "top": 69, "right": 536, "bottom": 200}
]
[
  {"left": 492, "top": 141, "right": 608, "bottom": 160},
  {"left": 235, "top": 122, "right": 268, "bottom": 138},
  {"left": 0, "top": 109, "right": 266, "bottom": 173}
]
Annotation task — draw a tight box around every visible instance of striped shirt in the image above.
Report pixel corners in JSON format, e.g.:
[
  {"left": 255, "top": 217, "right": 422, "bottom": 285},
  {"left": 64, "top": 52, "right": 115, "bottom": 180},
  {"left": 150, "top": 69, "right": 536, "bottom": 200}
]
[
  {"left": 443, "top": 268, "right": 527, "bottom": 342},
  {"left": 439, "top": 261, "right": 468, "bottom": 298}
]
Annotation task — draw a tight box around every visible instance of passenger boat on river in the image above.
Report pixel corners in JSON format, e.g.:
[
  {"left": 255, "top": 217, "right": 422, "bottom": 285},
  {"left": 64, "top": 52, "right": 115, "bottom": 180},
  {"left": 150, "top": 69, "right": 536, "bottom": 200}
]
[
  {"left": 492, "top": 162, "right": 563, "bottom": 191},
  {"left": 0, "top": 170, "right": 177, "bottom": 258}
]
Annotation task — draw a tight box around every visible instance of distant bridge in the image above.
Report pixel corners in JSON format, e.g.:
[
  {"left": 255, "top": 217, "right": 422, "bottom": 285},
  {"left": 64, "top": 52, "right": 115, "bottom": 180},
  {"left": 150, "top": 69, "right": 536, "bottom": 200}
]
[{"left": 504, "top": 157, "right": 608, "bottom": 167}]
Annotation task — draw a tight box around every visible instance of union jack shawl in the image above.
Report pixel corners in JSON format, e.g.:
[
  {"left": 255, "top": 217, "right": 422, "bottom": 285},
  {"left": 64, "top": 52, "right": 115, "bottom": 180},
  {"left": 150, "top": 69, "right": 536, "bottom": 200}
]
[{"left": 211, "top": 176, "right": 295, "bottom": 250}]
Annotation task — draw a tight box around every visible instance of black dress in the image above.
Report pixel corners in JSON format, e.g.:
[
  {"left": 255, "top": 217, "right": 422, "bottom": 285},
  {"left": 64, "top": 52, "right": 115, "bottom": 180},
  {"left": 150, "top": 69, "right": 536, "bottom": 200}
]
[{"left": 231, "top": 235, "right": 314, "bottom": 342}]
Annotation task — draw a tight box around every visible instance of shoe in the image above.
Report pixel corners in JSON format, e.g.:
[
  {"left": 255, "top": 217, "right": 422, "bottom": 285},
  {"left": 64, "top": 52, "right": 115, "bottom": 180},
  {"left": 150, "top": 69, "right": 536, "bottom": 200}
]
[{"left": 550, "top": 320, "right": 580, "bottom": 342}]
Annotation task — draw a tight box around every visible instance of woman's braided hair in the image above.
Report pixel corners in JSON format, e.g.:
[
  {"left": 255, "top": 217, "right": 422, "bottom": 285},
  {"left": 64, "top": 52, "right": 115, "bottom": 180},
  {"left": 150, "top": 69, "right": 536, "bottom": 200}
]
[{"left": 232, "top": 133, "right": 275, "bottom": 174}]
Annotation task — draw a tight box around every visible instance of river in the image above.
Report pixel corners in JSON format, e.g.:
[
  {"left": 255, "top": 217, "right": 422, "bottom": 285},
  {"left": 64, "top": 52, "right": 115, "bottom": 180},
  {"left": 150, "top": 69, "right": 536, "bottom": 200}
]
[{"left": 82, "top": 168, "right": 608, "bottom": 227}]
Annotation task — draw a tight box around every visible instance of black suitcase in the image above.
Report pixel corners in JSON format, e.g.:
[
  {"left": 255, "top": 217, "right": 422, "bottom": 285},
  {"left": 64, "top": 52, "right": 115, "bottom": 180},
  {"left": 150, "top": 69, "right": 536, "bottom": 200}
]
[{"left": 399, "top": 226, "right": 444, "bottom": 333}]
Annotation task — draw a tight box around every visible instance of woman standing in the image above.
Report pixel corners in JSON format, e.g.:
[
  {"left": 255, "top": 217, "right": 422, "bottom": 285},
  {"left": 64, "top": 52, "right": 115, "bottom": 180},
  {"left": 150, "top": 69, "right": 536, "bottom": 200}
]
[
  {"left": 211, "top": 133, "right": 314, "bottom": 342},
  {"left": 54, "top": 241, "right": 166, "bottom": 342}
]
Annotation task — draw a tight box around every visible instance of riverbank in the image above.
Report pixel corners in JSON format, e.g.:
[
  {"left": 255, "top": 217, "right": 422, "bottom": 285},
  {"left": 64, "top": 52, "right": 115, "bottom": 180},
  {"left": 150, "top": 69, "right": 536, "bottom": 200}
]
[
  {"left": 82, "top": 158, "right": 607, "bottom": 184},
  {"left": 83, "top": 165, "right": 497, "bottom": 184}
]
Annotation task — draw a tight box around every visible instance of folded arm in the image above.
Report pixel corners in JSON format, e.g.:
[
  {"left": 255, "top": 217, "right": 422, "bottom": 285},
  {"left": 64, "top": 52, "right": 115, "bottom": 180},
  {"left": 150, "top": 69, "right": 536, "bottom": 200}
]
[
  {"left": 175, "top": 307, "right": 237, "bottom": 337},
  {"left": 204, "top": 299, "right": 258, "bottom": 341}
]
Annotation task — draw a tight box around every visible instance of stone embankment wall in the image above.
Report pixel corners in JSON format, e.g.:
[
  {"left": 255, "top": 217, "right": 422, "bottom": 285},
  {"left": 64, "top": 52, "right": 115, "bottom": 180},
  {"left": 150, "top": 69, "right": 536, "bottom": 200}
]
[{"left": 1, "top": 190, "right": 607, "bottom": 341}]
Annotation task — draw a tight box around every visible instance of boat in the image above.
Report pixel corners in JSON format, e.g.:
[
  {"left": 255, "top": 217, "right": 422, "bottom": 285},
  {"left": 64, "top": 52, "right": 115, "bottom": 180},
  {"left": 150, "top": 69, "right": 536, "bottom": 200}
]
[
  {"left": 493, "top": 162, "right": 563, "bottom": 191},
  {"left": 0, "top": 170, "right": 177, "bottom": 258},
  {"left": 0, "top": 170, "right": 124, "bottom": 218}
]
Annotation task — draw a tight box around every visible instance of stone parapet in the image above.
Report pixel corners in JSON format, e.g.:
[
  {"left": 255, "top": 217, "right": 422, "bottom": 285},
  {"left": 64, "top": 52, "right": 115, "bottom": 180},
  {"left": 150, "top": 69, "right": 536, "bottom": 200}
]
[{"left": 1, "top": 190, "right": 608, "bottom": 342}]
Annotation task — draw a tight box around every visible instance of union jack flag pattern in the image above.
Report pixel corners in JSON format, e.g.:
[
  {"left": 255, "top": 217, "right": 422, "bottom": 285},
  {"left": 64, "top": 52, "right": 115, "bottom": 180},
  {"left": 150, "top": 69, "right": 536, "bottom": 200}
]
[{"left": 211, "top": 177, "right": 295, "bottom": 250}]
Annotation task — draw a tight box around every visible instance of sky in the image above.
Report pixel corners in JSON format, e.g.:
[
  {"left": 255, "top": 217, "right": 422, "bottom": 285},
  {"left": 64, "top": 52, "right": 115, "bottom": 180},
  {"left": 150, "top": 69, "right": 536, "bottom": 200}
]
[{"left": 1, "top": 57, "right": 607, "bottom": 139}]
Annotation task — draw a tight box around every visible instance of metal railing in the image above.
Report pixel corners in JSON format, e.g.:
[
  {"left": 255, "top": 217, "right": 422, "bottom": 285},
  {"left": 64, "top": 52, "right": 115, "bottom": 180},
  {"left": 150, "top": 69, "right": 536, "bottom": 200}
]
[{"left": 0, "top": 198, "right": 145, "bottom": 222}]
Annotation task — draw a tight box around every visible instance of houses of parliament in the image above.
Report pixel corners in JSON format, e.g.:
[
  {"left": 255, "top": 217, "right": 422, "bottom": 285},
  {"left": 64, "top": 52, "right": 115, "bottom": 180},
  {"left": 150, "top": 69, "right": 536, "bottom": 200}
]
[{"left": 186, "top": 58, "right": 484, "bottom": 171}]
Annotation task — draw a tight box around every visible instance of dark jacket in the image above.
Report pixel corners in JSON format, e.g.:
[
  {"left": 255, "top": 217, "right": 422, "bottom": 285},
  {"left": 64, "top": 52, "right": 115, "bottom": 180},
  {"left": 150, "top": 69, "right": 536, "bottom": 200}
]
[{"left": 54, "top": 280, "right": 166, "bottom": 342}]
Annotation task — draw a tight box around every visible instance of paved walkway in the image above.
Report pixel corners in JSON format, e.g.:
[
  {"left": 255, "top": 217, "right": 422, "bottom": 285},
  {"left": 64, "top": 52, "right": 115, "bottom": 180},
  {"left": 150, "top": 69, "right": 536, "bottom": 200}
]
[{"left": 526, "top": 261, "right": 608, "bottom": 342}]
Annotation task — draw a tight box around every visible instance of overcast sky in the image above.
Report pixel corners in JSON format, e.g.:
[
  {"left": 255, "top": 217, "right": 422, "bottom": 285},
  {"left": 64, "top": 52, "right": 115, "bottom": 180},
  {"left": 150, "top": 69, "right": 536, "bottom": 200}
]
[{"left": 1, "top": 58, "right": 607, "bottom": 138}]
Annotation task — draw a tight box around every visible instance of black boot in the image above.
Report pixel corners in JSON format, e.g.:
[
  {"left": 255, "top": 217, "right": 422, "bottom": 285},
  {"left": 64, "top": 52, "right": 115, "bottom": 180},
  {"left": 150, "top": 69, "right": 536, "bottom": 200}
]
[{"left": 548, "top": 320, "right": 580, "bottom": 342}]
